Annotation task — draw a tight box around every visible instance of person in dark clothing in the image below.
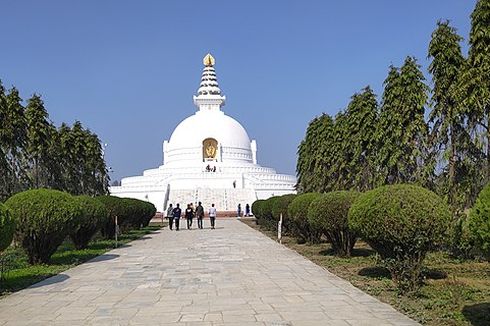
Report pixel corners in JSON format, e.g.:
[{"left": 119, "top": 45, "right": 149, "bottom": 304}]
[
  {"left": 166, "top": 204, "right": 174, "bottom": 230},
  {"left": 195, "top": 201, "right": 204, "bottom": 229},
  {"left": 172, "top": 204, "right": 182, "bottom": 231},
  {"left": 245, "top": 203, "right": 250, "bottom": 217},
  {"left": 185, "top": 203, "right": 194, "bottom": 229}
]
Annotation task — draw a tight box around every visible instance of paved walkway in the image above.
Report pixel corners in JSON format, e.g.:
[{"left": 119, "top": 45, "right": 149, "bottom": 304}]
[{"left": 0, "top": 220, "right": 418, "bottom": 326}]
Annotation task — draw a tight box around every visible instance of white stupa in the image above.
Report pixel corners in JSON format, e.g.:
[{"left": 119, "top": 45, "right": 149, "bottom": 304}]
[{"left": 110, "top": 54, "right": 296, "bottom": 212}]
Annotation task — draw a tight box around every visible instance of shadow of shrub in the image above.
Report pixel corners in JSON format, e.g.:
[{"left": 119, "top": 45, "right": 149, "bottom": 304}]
[
  {"left": 320, "top": 247, "right": 375, "bottom": 258},
  {"left": 422, "top": 268, "right": 448, "bottom": 280},
  {"left": 358, "top": 266, "right": 391, "bottom": 279},
  {"left": 462, "top": 302, "right": 490, "bottom": 326},
  {"left": 29, "top": 273, "right": 69, "bottom": 288}
]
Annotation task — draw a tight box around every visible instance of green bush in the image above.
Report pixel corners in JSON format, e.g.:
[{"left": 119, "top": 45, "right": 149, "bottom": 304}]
[
  {"left": 288, "top": 193, "right": 321, "bottom": 244},
  {"left": 468, "top": 184, "right": 490, "bottom": 260},
  {"left": 97, "top": 196, "right": 127, "bottom": 239},
  {"left": 349, "top": 184, "right": 451, "bottom": 293},
  {"left": 271, "top": 194, "right": 297, "bottom": 233},
  {"left": 308, "top": 191, "right": 360, "bottom": 257},
  {"left": 140, "top": 201, "right": 157, "bottom": 227},
  {"left": 0, "top": 204, "right": 15, "bottom": 252},
  {"left": 252, "top": 199, "right": 266, "bottom": 224},
  {"left": 262, "top": 196, "right": 283, "bottom": 230},
  {"left": 70, "top": 195, "right": 107, "bottom": 250},
  {"left": 122, "top": 198, "right": 156, "bottom": 228},
  {"left": 5, "top": 189, "right": 80, "bottom": 264}
]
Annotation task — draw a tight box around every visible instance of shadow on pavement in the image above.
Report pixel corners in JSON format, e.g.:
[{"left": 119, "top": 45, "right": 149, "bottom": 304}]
[
  {"left": 86, "top": 253, "right": 119, "bottom": 263},
  {"left": 462, "top": 302, "right": 490, "bottom": 326},
  {"left": 29, "top": 274, "right": 69, "bottom": 288}
]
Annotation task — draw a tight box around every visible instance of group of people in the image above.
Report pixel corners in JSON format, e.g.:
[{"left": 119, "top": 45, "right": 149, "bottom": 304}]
[
  {"left": 166, "top": 202, "right": 217, "bottom": 231},
  {"left": 237, "top": 203, "right": 251, "bottom": 217}
]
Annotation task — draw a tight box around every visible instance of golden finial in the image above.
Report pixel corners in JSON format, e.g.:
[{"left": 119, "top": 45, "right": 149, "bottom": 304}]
[{"left": 203, "top": 53, "right": 215, "bottom": 67}]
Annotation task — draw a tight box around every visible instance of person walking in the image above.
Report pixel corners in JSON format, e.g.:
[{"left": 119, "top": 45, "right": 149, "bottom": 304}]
[
  {"left": 173, "top": 204, "right": 182, "bottom": 231},
  {"left": 209, "top": 203, "right": 217, "bottom": 229},
  {"left": 166, "top": 204, "right": 174, "bottom": 230},
  {"left": 237, "top": 203, "right": 242, "bottom": 218},
  {"left": 185, "top": 203, "right": 194, "bottom": 229},
  {"left": 196, "top": 201, "right": 204, "bottom": 229},
  {"left": 245, "top": 203, "right": 250, "bottom": 217}
]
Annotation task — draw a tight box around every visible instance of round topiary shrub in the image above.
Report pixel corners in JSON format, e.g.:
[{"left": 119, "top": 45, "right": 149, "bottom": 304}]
[
  {"left": 97, "top": 195, "right": 128, "bottom": 239},
  {"left": 70, "top": 195, "right": 107, "bottom": 249},
  {"left": 271, "top": 194, "right": 297, "bottom": 233},
  {"left": 0, "top": 203, "right": 15, "bottom": 252},
  {"left": 5, "top": 189, "right": 80, "bottom": 264},
  {"left": 261, "top": 196, "right": 281, "bottom": 230},
  {"left": 288, "top": 193, "right": 321, "bottom": 244},
  {"left": 140, "top": 201, "right": 157, "bottom": 227},
  {"left": 349, "top": 184, "right": 451, "bottom": 293},
  {"left": 308, "top": 191, "right": 360, "bottom": 257},
  {"left": 252, "top": 200, "right": 266, "bottom": 225},
  {"left": 468, "top": 184, "right": 490, "bottom": 260}
]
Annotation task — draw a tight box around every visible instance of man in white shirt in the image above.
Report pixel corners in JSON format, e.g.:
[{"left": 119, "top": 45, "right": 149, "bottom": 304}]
[{"left": 209, "top": 203, "right": 217, "bottom": 229}]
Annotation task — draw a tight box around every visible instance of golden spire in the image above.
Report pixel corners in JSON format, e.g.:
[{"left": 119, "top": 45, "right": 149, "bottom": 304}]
[{"left": 203, "top": 53, "right": 215, "bottom": 67}]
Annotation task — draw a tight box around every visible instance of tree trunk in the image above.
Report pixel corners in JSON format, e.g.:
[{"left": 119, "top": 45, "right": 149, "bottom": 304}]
[
  {"left": 487, "top": 114, "right": 490, "bottom": 183},
  {"left": 448, "top": 126, "right": 456, "bottom": 206}
]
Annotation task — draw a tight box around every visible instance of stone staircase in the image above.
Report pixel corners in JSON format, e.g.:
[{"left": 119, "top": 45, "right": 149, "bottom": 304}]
[{"left": 167, "top": 188, "right": 257, "bottom": 212}]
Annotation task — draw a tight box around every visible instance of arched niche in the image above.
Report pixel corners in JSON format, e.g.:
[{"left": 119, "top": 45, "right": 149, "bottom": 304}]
[{"left": 203, "top": 138, "right": 218, "bottom": 161}]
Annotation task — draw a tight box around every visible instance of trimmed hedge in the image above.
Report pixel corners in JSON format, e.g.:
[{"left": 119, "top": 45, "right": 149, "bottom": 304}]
[
  {"left": 288, "top": 193, "right": 321, "bottom": 243},
  {"left": 5, "top": 189, "right": 81, "bottom": 264},
  {"left": 271, "top": 194, "right": 297, "bottom": 233},
  {"left": 468, "top": 184, "right": 490, "bottom": 260},
  {"left": 252, "top": 199, "right": 266, "bottom": 224},
  {"left": 0, "top": 204, "right": 15, "bottom": 252},
  {"left": 97, "top": 195, "right": 127, "bottom": 239},
  {"left": 70, "top": 195, "right": 107, "bottom": 250},
  {"left": 349, "top": 184, "right": 451, "bottom": 293},
  {"left": 97, "top": 196, "right": 157, "bottom": 239},
  {"left": 308, "top": 191, "right": 360, "bottom": 257}
]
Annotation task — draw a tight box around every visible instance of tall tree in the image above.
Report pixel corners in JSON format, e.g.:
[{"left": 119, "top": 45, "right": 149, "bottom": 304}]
[
  {"left": 428, "top": 20, "right": 466, "bottom": 206},
  {"left": 375, "top": 57, "right": 430, "bottom": 185},
  {"left": 296, "top": 114, "right": 335, "bottom": 193},
  {"left": 460, "top": 0, "right": 490, "bottom": 182},
  {"left": 342, "top": 87, "right": 379, "bottom": 191},
  {"left": 24, "top": 94, "right": 52, "bottom": 188},
  {"left": 0, "top": 86, "right": 27, "bottom": 199}
]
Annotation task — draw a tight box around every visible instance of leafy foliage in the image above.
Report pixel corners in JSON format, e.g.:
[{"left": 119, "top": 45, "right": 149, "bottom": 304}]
[
  {"left": 375, "top": 57, "right": 430, "bottom": 187},
  {"left": 70, "top": 195, "right": 107, "bottom": 250},
  {"left": 468, "top": 183, "right": 490, "bottom": 260},
  {"left": 348, "top": 184, "right": 451, "bottom": 293},
  {"left": 0, "top": 82, "right": 109, "bottom": 202},
  {"left": 0, "top": 204, "right": 15, "bottom": 252},
  {"left": 271, "top": 194, "right": 297, "bottom": 233},
  {"left": 308, "top": 191, "right": 360, "bottom": 257},
  {"left": 428, "top": 20, "right": 470, "bottom": 209},
  {"left": 5, "top": 189, "right": 80, "bottom": 264},
  {"left": 287, "top": 193, "right": 321, "bottom": 243}
]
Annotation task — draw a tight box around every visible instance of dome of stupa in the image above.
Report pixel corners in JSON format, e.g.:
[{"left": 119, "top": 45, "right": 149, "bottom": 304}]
[{"left": 164, "top": 54, "right": 254, "bottom": 166}]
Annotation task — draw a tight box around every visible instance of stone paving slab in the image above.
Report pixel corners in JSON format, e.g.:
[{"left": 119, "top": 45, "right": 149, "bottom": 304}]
[{"left": 0, "top": 220, "right": 419, "bottom": 325}]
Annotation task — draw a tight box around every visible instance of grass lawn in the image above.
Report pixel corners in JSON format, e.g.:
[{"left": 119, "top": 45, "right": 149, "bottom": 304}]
[
  {"left": 0, "top": 223, "right": 163, "bottom": 296},
  {"left": 241, "top": 219, "right": 490, "bottom": 326}
]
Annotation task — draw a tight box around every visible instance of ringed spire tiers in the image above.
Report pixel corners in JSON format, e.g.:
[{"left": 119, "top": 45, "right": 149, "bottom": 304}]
[{"left": 194, "top": 53, "right": 226, "bottom": 111}]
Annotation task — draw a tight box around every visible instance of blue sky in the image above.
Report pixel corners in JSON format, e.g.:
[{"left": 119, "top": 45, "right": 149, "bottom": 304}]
[{"left": 0, "top": 1, "right": 475, "bottom": 181}]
